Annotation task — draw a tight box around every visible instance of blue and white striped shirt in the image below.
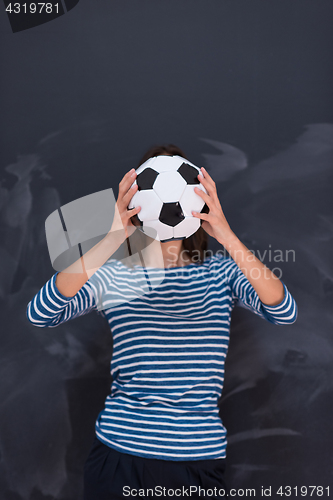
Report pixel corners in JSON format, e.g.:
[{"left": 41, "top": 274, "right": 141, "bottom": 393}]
[{"left": 26, "top": 253, "right": 297, "bottom": 461}]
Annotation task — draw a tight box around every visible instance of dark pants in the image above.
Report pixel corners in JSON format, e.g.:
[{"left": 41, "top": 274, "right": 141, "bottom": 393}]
[{"left": 83, "top": 436, "right": 229, "bottom": 499}]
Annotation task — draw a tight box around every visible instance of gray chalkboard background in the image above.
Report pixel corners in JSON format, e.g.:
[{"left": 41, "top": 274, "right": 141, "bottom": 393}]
[{"left": 0, "top": 1, "right": 332, "bottom": 499}]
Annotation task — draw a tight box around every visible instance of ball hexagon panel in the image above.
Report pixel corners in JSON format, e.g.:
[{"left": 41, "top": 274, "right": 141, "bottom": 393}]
[
  {"left": 142, "top": 219, "right": 173, "bottom": 242},
  {"left": 129, "top": 189, "right": 163, "bottom": 222},
  {"left": 159, "top": 202, "right": 185, "bottom": 227},
  {"left": 153, "top": 171, "right": 187, "bottom": 203},
  {"left": 173, "top": 216, "right": 201, "bottom": 239},
  {"left": 149, "top": 155, "right": 188, "bottom": 174},
  {"left": 179, "top": 184, "right": 206, "bottom": 217}
]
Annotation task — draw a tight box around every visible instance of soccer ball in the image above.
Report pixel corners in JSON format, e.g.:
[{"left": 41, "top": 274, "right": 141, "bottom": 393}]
[{"left": 127, "top": 155, "right": 209, "bottom": 242}]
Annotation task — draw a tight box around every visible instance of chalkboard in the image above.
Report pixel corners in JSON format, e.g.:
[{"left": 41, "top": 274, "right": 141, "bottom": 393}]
[{"left": 0, "top": 1, "right": 332, "bottom": 498}]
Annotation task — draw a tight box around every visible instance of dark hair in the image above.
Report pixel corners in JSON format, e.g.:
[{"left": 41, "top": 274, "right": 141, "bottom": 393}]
[{"left": 126, "top": 144, "right": 209, "bottom": 264}]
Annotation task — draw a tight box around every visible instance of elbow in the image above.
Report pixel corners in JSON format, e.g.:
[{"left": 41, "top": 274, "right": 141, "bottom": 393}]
[
  {"left": 26, "top": 301, "right": 57, "bottom": 328},
  {"left": 285, "top": 300, "right": 298, "bottom": 325},
  {"left": 288, "top": 302, "right": 298, "bottom": 325},
  {"left": 26, "top": 303, "right": 45, "bottom": 328},
  {"left": 271, "top": 301, "right": 298, "bottom": 326}
]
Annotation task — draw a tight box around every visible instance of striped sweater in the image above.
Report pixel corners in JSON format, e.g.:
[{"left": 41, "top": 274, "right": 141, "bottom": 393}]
[{"left": 26, "top": 253, "right": 297, "bottom": 461}]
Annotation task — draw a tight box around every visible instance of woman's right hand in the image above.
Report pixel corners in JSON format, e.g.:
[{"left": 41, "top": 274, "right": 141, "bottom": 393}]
[
  {"left": 110, "top": 168, "right": 141, "bottom": 239},
  {"left": 54, "top": 169, "right": 141, "bottom": 296}
]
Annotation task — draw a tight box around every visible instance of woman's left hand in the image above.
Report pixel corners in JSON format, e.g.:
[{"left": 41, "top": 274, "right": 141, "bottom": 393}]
[
  {"left": 192, "top": 167, "right": 234, "bottom": 244},
  {"left": 192, "top": 167, "right": 286, "bottom": 306}
]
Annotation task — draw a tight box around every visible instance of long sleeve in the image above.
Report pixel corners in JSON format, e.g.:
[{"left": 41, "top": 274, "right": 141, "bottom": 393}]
[
  {"left": 26, "top": 271, "right": 101, "bottom": 328},
  {"left": 223, "top": 256, "right": 298, "bottom": 325}
]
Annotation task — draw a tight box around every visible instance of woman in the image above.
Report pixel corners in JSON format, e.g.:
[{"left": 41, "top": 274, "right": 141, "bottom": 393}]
[{"left": 27, "top": 144, "right": 297, "bottom": 499}]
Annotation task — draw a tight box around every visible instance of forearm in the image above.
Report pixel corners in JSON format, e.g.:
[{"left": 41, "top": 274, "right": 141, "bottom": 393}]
[
  {"left": 56, "top": 229, "right": 127, "bottom": 298},
  {"left": 219, "top": 231, "right": 285, "bottom": 306},
  {"left": 191, "top": 166, "right": 288, "bottom": 308}
]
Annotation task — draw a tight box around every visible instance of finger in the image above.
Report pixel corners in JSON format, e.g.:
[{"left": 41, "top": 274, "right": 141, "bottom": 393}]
[
  {"left": 126, "top": 207, "right": 141, "bottom": 229},
  {"left": 200, "top": 166, "right": 215, "bottom": 184},
  {"left": 194, "top": 186, "right": 216, "bottom": 211},
  {"left": 119, "top": 169, "right": 137, "bottom": 191},
  {"left": 119, "top": 169, "right": 137, "bottom": 194},
  {"left": 127, "top": 205, "right": 141, "bottom": 215},
  {"left": 120, "top": 168, "right": 136, "bottom": 185},
  {"left": 191, "top": 210, "right": 210, "bottom": 220},
  {"left": 198, "top": 167, "right": 215, "bottom": 188},
  {"left": 197, "top": 170, "right": 218, "bottom": 200},
  {"left": 122, "top": 183, "right": 138, "bottom": 206},
  {"left": 197, "top": 172, "right": 217, "bottom": 199}
]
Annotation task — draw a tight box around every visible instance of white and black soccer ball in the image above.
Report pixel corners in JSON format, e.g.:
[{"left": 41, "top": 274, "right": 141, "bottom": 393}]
[{"left": 127, "top": 155, "right": 209, "bottom": 242}]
